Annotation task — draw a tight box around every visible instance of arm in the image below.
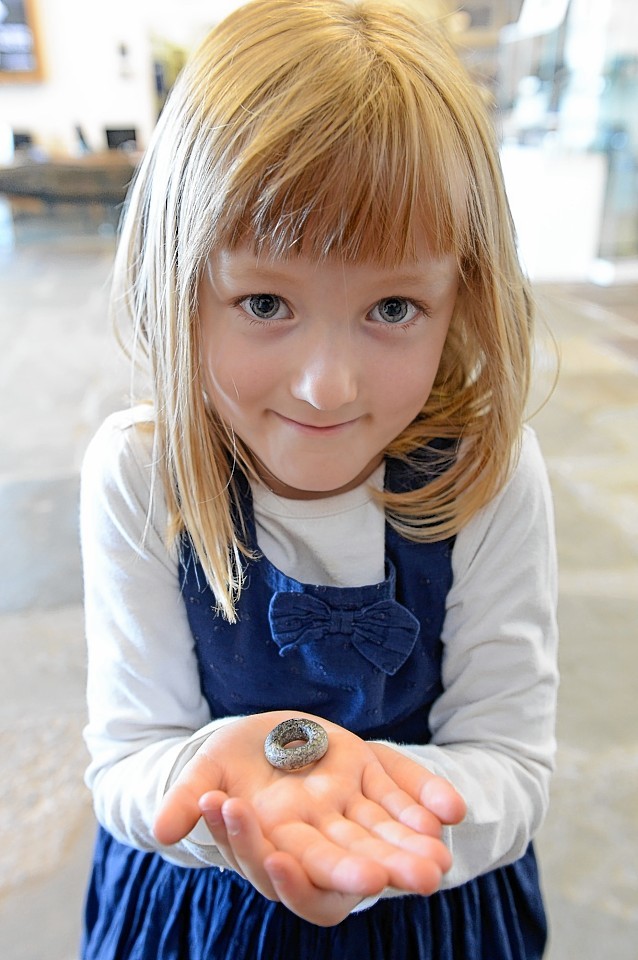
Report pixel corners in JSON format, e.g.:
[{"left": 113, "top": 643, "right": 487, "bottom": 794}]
[
  {"left": 81, "top": 407, "right": 234, "bottom": 866},
  {"left": 375, "top": 427, "right": 559, "bottom": 888}
]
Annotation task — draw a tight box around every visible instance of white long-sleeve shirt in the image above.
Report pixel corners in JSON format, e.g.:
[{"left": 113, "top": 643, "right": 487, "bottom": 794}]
[{"left": 81, "top": 405, "right": 558, "bottom": 892}]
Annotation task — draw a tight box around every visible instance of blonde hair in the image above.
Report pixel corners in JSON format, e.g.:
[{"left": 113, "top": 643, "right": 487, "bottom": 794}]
[{"left": 113, "top": 0, "right": 533, "bottom": 621}]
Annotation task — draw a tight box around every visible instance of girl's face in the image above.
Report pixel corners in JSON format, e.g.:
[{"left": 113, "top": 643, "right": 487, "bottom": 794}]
[{"left": 199, "top": 243, "right": 458, "bottom": 499}]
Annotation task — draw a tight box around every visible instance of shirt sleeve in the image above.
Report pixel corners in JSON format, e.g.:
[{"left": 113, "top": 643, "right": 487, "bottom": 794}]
[
  {"left": 81, "top": 408, "right": 237, "bottom": 867},
  {"left": 376, "top": 426, "right": 559, "bottom": 889}
]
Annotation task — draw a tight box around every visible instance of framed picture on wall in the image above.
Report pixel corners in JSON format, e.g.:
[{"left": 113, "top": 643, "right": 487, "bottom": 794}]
[{"left": 0, "top": 0, "right": 43, "bottom": 82}]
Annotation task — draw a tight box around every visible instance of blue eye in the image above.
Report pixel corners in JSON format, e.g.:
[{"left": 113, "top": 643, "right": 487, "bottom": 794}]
[
  {"left": 243, "top": 294, "right": 284, "bottom": 320},
  {"left": 370, "top": 297, "right": 418, "bottom": 325}
]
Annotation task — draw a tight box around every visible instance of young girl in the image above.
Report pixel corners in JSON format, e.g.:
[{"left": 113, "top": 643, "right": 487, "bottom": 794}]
[{"left": 80, "top": 1, "right": 558, "bottom": 957}]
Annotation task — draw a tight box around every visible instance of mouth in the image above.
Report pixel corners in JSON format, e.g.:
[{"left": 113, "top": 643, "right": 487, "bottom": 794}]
[{"left": 274, "top": 413, "right": 359, "bottom": 435}]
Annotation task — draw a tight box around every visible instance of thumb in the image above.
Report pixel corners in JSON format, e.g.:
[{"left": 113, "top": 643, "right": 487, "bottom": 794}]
[{"left": 154, "top": 781, "right": 208, "bottom": 845}]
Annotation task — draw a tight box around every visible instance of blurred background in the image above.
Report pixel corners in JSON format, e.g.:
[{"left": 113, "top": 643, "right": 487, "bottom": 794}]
[{"left": 0, "top": 1, "right": 636, "bottom": 958}]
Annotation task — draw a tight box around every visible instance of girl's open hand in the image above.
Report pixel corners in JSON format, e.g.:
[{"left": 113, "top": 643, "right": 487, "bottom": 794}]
[{"left": 154, "top": 711, "right": 466, "bottom": 926}]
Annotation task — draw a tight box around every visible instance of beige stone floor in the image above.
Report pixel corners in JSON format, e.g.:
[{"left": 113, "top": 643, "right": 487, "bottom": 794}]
[{"left": 0, "top": 209, "right": 636, "bottom": 959}]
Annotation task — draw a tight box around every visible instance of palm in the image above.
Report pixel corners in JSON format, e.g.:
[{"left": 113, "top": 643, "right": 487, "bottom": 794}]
[{"left": 154, "top": 711, "right": 465, "bottom": 926}]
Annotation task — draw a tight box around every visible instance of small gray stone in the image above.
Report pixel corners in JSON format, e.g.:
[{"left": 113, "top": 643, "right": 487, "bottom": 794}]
[{"left": 264, "top": 718, "right": 329, "bottom": 771}]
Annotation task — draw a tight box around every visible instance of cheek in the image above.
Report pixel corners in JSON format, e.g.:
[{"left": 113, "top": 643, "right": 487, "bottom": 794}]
[
  {"left": 403, "top": 375, "right": 438, "bottom": 419},
  {"left": 375, "top": 351, "right": 442, "bottom": 417},
  {"left": 407, "top": 327, "right": 452, "bottom": 404},
  {"left": 202, "top": 341, "right": 238, "bottom": 409},
  {"left": 203, "top": 342, "right": 273, "bottom": 414}
]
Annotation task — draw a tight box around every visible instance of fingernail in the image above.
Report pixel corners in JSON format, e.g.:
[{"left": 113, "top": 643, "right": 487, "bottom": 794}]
[
  {"left": 202, "top": 808, "right": 223, "bottom": 828},
  {"left": 268, "top": 866, "right": 286, "bottom": 884},
  {"left": 266, "top": 861, "right": 286, "bottom": 884},
  {"left": 223, "top": 813, "right": 241, "bottom": 836}
]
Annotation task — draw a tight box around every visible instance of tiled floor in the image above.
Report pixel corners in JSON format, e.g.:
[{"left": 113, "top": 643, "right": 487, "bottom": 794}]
[{"left": 0, "top": 208, "right": 636, "bottom": 959}]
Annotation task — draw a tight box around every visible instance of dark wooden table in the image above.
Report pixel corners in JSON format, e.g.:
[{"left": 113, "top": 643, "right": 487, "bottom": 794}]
[{"left": 0, "top": 153, "right": 136, "bottom": 205}]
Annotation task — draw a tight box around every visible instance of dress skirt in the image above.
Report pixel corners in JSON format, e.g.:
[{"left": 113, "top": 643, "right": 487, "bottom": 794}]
[{"left": 82, "top": 827, "right": 547, "bottom": 960}]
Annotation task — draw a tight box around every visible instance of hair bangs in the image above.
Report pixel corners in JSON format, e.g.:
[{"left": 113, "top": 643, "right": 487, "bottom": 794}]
[{"left": 205, "top": 34, "right": 472, "bottom": 266}]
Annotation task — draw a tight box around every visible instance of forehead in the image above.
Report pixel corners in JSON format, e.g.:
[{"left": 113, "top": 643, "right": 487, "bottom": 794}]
[{"left": 210, "top": 243, "right": 459, "bottom": 294}]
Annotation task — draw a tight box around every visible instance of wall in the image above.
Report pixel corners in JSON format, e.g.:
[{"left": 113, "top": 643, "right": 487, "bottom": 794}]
[
  {"left": 0, "top": 0, "right": 157, "bottom": 155},
  {"left": 0, "top": 0, "right": 257, "bottom": 156}
]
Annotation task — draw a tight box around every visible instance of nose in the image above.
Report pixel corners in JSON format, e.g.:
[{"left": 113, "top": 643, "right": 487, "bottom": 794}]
[{"left": 289, "top": 327, "right": 358, "bottom": 412}]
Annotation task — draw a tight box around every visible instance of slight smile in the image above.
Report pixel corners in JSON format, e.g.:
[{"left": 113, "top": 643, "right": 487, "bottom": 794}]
[{"left": 273, "top": 413, "right": 360, "bottom": 435}]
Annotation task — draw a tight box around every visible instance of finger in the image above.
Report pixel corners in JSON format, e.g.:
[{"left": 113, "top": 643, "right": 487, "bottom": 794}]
[
  {"left": 371, "top": 744, "right": 467, "bottom": 825},
  {"left": 344, "top": 797, "right": 453, "bottom": 873},
  {"left": 321, "top": 810, "right": 450, "bottom": 892},
  {"left": 271, "top": 821, "right": 389, "bottom": 897},
  {"left": 372, "top": 823, "right": 452, "bottom": 875},
  {"left": 275, "top": 817, "right": 443, "bottom": 901},
  {"left": 198, "top": 789, "right": 227, "bottom": 829},
  {"left": 198, "top": 791, "right": 244, "bottom": 877},
  {"left": 361, "top": 764, "right": 444, "bottom": 837},
  {"left": 218, "top": 798, "right": 280, "bottom": 901},
  {"left": 421, "top": 775, "right": 467, "bottom": 824},
  {"left": 380, "top": 786, "right": 444, "bottom": 836},
  {"left": 375, "top": 846, "right": 444, "bottom": 895},
  {"left": 264, "top": 852, "right": 369, "bottom": 928}
]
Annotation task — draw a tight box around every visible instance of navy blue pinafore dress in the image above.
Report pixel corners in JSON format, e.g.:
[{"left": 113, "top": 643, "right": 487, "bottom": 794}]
[{"left": 82, "top": 458, "right": 547, "bottom": 959}]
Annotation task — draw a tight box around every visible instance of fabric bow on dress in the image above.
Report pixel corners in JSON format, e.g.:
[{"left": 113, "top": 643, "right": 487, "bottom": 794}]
[{"left": 268, "top": 591, "right": 420, "bottom": 676}]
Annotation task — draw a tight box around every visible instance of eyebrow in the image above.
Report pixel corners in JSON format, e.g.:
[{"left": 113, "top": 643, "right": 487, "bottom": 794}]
[
  {"left": 226, "top": 264, "right": 442, "bottom": 288},
  {"left": 234, "top": 264, "right": 303, "bottom": 284},
  {"left": 375, "top": 271, "right": 432, "bottom": 286}
]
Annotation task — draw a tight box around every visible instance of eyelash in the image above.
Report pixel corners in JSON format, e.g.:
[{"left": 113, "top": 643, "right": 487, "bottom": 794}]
[
  {"left": 233, "top": 294, "right": 431, "bottom": 330},
  {"left": 369, "top": 297, "right": 431, "bottom": 330},
  {"left": 234, "top": 295, "right": 290, "bottom": 324}
]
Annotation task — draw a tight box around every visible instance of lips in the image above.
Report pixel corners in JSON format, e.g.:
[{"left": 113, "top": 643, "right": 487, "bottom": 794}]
[{"left": 275, "top": 413, "right": 358, "bottom": 434}]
